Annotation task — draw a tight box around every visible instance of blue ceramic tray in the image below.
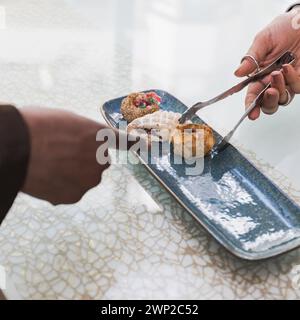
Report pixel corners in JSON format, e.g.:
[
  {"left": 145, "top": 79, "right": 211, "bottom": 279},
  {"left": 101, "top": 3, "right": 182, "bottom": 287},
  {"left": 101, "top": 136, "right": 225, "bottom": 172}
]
[{"left": 101, "top": 90, "right": 300, "bottom": 260}]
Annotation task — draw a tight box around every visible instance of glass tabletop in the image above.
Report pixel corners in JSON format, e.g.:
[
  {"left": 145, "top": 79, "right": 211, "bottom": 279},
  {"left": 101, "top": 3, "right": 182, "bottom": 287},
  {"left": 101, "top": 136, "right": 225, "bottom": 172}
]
[{"left": 0, "top": 0, "right": 300, "bottom": 299}]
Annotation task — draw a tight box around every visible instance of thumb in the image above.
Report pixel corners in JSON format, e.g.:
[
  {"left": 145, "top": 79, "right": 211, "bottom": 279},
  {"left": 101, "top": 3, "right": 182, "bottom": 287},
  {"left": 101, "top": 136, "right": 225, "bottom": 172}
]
[
  {"left": 234, "top": 59, "right": 256, "bottom": 77},
  {"left": 234, "top": 32, "right": 270, "bottom": 77}
]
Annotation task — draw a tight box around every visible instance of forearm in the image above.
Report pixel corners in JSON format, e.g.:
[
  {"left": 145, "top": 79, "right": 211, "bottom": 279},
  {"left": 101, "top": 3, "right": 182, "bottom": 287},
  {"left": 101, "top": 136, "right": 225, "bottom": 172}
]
[{"left": 0, "top": 105, "right": 30, "bottom": 224}]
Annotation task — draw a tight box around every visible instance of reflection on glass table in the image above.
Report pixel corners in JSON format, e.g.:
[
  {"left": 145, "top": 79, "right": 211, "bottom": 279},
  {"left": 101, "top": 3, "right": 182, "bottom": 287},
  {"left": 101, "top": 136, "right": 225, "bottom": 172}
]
[{"left": 0, "top": 0, "right": 300, "bottom": 300}]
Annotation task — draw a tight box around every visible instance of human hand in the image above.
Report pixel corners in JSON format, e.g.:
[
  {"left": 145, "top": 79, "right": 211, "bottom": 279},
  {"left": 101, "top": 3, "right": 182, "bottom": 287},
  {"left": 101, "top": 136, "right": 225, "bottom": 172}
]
[
  {"left": 20, "top": 107, "right": 131, "bottom": 205},
  {"left": 235, "top": 11, "right": 300, "bottom": 120}
]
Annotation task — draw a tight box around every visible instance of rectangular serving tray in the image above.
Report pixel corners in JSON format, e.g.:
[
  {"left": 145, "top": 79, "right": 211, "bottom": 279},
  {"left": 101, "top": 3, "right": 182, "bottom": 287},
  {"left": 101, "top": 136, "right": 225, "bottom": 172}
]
[{"left": 101, "top": 90, "right": 300, "bottom": 260}]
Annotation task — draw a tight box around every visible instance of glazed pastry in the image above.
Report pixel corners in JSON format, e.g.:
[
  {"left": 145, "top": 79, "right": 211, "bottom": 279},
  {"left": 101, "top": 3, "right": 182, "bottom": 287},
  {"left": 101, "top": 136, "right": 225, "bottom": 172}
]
[
  {"left": 127, "top": 110, "right": 181, "bottom": 142},
  {"left": 121, "top": 92, "right": 161, "bottom": 122},
  {"left": 171, "top": 123, "right": 215, "bottom": 159}
]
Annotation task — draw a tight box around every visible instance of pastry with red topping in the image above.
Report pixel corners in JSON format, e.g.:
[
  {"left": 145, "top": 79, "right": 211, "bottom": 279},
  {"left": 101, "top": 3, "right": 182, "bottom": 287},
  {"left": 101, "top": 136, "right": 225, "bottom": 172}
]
[{"left": 121, "top": 92, "right": 161, "bottom": 122}]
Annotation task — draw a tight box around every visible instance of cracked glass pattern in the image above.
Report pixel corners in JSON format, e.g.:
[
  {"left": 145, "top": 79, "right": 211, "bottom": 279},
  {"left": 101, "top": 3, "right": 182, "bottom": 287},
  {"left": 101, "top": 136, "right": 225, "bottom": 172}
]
[{"left": 1, "top": 0, "right": 300, "bottom": 299}]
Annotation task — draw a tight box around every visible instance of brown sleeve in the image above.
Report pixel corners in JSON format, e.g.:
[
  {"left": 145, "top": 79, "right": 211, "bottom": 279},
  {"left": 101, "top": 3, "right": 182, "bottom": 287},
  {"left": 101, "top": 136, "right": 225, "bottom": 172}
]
[
  {"left": 0, "top": 289, "right": 6, "bottom": 300},
  {"left": 0, "top": 105, "right": 30, "bottom": 224}
]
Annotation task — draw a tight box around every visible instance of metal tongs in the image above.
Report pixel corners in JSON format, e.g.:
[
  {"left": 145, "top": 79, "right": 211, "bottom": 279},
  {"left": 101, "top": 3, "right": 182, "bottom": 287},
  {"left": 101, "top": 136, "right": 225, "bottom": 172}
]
[{"left": 178, "top": 51, "right": 296, "bottom": 153}]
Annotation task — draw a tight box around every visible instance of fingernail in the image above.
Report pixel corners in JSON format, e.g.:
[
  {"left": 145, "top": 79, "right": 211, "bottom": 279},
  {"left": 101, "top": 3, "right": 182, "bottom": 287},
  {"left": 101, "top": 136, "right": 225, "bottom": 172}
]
[
  {"left": 272, "top": 71, "right": 281, "bottom": 78},
  {"left": 272, "top": 73, "right": 281, "bottom": 83},
  {"left": 283, "top": 65, "right": 289, "bottom": 74},
  {"left": 234, "top": 65, "right": 242, "bottom": 75}
]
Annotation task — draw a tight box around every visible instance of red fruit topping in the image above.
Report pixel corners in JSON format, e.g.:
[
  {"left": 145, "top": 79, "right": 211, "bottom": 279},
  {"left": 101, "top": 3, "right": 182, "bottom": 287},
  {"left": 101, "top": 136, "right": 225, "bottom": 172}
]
[
  {"left": 147, "top": 92, "right": 160, "bottom": 99},
  {"left": 134, "top": 93, "right": 161, "bottom": 109}
]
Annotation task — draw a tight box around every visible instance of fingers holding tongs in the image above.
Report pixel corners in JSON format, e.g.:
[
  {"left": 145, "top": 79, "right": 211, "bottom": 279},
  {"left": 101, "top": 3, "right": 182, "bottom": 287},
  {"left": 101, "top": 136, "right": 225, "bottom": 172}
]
[
  {"left": 213, "top": 52, "right": 296, "bottom": 154},
  {"left": 179, "top": 51, "right": 296, "bottom": 125}
]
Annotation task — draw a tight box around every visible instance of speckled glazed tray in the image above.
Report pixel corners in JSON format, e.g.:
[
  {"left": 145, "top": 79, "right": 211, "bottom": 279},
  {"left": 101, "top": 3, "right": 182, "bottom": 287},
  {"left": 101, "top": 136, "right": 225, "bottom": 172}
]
[{"left": 101, "top": 90, "right": 300, "bottom": 260}]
